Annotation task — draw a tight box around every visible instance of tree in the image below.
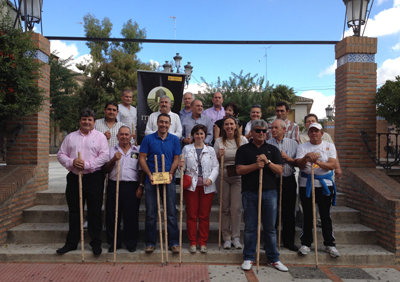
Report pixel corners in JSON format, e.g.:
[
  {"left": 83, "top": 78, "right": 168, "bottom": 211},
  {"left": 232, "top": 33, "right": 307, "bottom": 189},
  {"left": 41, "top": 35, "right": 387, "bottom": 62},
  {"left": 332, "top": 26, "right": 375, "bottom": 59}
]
[
  {"left": 198, "top": 71, "right": 296, "bottom": 122},
  {"left": 375, "top": 76, "right": 400, "bottom": 128},
  {"left": 77, "top": 14, "right": 152, "bottom": 117}
]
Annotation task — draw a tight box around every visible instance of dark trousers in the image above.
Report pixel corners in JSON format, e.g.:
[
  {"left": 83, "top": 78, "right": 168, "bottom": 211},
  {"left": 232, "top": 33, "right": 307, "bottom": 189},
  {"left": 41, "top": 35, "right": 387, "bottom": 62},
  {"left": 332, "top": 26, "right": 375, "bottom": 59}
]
[
  {"left": 299, "top": 186, "right": 335, "bottom": 247},
  {"left": 65, "top": 171, "right": 105, "bottom": 248},
  {"left": 277, "top": 174, "right": 297, "bottom": 247},
  {"left": 106, "top": 180, "right": 140, "bottom": 249}
]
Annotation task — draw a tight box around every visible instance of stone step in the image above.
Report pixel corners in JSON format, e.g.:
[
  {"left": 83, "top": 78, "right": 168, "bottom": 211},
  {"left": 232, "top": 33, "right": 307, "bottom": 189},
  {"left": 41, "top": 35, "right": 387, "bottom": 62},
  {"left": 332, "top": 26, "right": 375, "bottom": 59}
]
[
  {"left": 0, "top": 243, "right": 394, "bottom": 265},
  {"left": 7, "top": 223, "right": 375, "bottom": 245},
  {"left": 23, "top": 204, "right": 360, "bottom": 224}
]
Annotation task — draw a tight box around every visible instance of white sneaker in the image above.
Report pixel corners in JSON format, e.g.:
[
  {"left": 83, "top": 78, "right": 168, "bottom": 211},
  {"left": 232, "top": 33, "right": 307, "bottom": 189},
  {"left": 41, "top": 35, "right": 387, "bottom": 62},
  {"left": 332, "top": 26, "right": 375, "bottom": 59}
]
[
  {"left": 269, "top": 261, "right": 289, "bottom": 272},
  {"left": 189, "top": 245, "right": 196, "bottom": 253},
  {"left": 325, "top": 246, "right": 340, "bottom": 258},
  {"left": 241, "top": 260, "right": 253, "bottom": 271},
  {"left": 223, "top": 240, "right": 232, "bottom": 249},
  {"left": 232, "top": 238, "right": 242, "bottom": 249},
  {"left": 298, "top": 245, "right": 311, "bottom": 256}
]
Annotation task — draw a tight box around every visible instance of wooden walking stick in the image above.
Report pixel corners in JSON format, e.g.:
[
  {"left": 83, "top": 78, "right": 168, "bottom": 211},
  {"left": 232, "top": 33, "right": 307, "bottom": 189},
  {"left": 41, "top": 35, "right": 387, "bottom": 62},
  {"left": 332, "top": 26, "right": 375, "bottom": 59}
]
[
  {"left": 113, "top": 159, "right": 120, "bottom": 263},
  {"left": 154, "top": 155, "right": 164, "bottom": 265},
  {"left": 162, "top": 154, "right": 169, "bottom": 264},
  {"left": 179, "top": 154, "right": 184, "bottom": 265},
  {"left": 278, "top": 173, "right": 283, "bottom": 250},
  {"left": 218, "top": 155, "right": 225, "bottom": 250},
  {"left": 311, "top": 165, "right": 319, "bottom": 268},
  {"left": 256, "top": 167, "right": 263, "bottom": 273},
  {"left": 78, "top": 152, "right": 85, "bottom": 262}
]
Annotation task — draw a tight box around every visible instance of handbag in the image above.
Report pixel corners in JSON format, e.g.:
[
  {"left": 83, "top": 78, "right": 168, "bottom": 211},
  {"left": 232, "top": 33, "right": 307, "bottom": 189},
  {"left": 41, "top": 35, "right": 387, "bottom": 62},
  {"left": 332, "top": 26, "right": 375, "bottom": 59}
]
[
  {"left": 183, "top": 174, "right": 192, "bottom": 189},
  {"left": 226, "top": 164, "right": 238, "bottom": 177}
]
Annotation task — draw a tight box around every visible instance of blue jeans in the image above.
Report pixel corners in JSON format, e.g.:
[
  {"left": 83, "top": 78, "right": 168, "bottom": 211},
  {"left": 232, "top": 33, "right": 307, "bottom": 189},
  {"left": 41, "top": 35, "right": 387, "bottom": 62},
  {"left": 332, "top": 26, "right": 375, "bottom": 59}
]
[
  {"left": 242, "top": 190, "right": 280, "bottom": 263},
  {"left": 145, "top": 181, "right": 179, "bottom": 247}
]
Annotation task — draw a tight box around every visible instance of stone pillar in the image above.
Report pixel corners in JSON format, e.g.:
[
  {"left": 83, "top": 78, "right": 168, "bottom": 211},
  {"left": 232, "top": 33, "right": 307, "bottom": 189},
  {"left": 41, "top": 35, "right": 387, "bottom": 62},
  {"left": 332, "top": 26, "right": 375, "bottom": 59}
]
[
  {"left": 6, "top": 33, "right": 50, "bottom": 189},
  {"left": 335, "top": 36, "right": 377, "bottom": 172}
]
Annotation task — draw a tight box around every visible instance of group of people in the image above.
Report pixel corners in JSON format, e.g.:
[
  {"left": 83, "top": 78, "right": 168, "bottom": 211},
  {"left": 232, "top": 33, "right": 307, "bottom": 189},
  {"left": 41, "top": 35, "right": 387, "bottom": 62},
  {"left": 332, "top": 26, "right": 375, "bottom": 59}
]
[{"left": 56, "top": 88, "right": 341, "bottom": 273}]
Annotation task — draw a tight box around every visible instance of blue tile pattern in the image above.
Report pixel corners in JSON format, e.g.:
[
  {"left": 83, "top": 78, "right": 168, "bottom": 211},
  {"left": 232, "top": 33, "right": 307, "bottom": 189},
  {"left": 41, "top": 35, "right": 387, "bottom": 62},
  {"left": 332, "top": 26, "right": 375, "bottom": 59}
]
[
  {"left": 337, "top": 53, "right": 375, "bottom": 67},
  {"left": 33, "top": 50, "right": 49, "bottom": 64}
]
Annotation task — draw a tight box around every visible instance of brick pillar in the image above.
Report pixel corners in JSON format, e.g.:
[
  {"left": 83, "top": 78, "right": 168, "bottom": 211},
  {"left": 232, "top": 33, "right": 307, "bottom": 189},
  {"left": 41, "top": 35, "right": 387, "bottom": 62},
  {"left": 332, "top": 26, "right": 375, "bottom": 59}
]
[{"left": 6, "top": 33, "right": 50, "bottom": 189}]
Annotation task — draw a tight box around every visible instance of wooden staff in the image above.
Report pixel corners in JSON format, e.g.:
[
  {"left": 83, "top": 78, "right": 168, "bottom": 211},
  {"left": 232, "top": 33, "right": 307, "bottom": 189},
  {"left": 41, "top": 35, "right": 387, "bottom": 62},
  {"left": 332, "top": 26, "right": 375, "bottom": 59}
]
[
  {"left": 113, "top": 159, "right": 120, "bottom": 263},
  {"left": 78, "top": 152, "right": 85, "bottom": 262},
  {"left": 278, "top": 173, "right": 283, "bottom": 250},
  {"left": 311, "top": 165, "right": 319, "bottom": 267},
  {"left": 256, "top": 167, "right": 263, "bottom": 273},
  {"left": 154, "top": 155, "right": 164, "bottom": 265},
  {"left": 162, "top": 154, "right": 169, "bottom": 264},
  {"left": 218, "top": 155, "right": 225, "bottom": 250},
  {"left": 179, "top": 154, "right": 184, "bottom": 265}
]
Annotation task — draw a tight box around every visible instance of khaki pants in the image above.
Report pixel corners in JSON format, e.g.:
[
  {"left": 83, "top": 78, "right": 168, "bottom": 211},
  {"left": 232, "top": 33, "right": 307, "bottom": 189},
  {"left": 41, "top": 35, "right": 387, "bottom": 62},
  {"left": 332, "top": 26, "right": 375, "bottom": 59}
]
[{"left": 221, "top": 172, "right": 242, "bottom": 241}]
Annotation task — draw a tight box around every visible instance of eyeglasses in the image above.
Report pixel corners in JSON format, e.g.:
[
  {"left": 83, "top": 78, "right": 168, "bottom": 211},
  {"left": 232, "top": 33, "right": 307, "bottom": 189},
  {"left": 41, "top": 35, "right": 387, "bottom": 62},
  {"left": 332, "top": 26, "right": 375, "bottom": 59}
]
[{"left": 254, "top": 129, "right": 267, "bottom": 133}]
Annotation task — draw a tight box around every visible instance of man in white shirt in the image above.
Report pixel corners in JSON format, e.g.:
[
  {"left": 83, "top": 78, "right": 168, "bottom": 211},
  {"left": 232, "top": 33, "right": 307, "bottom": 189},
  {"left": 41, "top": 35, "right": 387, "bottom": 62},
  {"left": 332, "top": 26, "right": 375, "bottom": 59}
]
[
  {"left": 117, "top": 88, "right": 137, "bottom": 140},
  {"left": 145, "top": 95, "right": 182, "bottom": 139}
]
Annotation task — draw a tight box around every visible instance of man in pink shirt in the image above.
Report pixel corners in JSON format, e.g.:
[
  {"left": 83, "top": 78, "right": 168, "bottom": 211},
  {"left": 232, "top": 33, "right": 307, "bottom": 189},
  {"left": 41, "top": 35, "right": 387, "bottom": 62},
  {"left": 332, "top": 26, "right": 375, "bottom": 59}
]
[{"left": 57, "top": 108, "right": 109, "bottom": 256}]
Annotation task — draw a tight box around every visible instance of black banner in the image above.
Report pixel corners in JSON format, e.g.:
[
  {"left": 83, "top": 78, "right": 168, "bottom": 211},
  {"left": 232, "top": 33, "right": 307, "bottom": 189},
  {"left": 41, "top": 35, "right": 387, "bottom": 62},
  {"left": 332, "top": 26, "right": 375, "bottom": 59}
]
[{"left": 137, "top": 70, "right": 186, "bottom": 144}]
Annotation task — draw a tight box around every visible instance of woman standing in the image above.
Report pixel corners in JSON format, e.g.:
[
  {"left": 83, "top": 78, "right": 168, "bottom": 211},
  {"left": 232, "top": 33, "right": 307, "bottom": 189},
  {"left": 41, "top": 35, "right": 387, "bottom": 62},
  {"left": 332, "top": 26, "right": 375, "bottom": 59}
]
[
  {"left": 214, "top": 102, "right": 243, "bottom": 142},
  {"left": 182, "top": 124, "right": 219, "bottom": 253},
  {"left": 214, "top": 117, "right": 248, "bottom": 249}
]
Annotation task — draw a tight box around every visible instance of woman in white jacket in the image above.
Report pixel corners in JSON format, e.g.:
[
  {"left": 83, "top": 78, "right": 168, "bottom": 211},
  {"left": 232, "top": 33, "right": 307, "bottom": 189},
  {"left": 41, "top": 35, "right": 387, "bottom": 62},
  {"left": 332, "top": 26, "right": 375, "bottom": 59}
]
[{"left": 182, "top": 124, "right": 219, "bottom": 253}]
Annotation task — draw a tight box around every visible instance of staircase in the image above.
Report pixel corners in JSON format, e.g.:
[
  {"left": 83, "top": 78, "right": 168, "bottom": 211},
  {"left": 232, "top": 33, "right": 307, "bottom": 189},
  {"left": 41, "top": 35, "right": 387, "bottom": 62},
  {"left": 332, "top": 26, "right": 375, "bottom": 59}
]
[{"left": 0, "top": 162, "right": 395, "bottom": 265}]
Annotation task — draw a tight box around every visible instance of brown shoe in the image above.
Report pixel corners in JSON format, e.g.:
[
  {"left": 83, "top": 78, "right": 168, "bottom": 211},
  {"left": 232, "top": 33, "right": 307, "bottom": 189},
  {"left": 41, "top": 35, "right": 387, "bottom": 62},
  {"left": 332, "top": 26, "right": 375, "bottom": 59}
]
[
  {"left": 145, "top": 245, "right": 155, "bottom": 253},
  {"left": 170, "top": 245, "right": 180, "bottom": 254}
]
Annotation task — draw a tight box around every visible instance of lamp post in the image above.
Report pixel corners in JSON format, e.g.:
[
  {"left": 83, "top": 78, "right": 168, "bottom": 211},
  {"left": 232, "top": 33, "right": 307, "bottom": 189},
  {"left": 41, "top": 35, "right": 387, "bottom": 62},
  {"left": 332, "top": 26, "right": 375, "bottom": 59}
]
[
  {"left": 161, "top": 53, "right": 193, "bottom": 86},
  {"left": 173, "top": 53, "right": 182, "bottom": 73},
  {"left": 14, "top": 0, "right": 43, "bottom": 33},
  {"left": 325, "top": 105, "right": 334, "bottom": 121},
  {"left": 343, "top": 0, "right": 370, "bottom": 36},
  {"left": 184, "top": 62, "right": 193, "bottom": 86}
]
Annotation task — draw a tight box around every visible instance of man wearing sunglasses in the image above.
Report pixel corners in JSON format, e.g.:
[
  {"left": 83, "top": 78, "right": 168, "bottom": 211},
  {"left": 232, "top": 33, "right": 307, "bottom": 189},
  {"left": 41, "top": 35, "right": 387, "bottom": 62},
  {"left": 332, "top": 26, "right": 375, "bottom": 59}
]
[{"left": 235, "top": 119, "right": 288, "bottom": 272}]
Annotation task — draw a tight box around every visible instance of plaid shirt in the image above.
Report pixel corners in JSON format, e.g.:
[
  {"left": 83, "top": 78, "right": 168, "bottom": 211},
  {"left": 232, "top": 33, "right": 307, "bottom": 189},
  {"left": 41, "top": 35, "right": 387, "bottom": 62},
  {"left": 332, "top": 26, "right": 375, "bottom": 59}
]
[{"left": 268, "top": 119, "right": 299, "bottom": 143}]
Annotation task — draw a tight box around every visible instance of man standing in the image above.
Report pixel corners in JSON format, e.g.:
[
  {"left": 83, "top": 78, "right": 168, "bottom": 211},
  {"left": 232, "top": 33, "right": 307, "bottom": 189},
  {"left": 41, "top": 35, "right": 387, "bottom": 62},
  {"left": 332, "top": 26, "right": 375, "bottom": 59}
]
[
  {"left": 181, "top": 99, "right": 213, "bottom": 145},
  {"left": 145, "top": 96, "right": 182, "bottom": 139},
  {"left": 244, "top": 104, "right": 262, "bottom": 140},
  {"left": 139, "top": 113, "right": 181, "bottom": 254},
  {"left": 203, "top": 91, "right": 225, "bottom": 125},
  {"left": 267, "top": 119, "right": 298, "bottom": 252},
  {"left": 95, "top": 102, "right": 125, "bottom": 148},
  {"left": 236, "top": 120, "right": 288, "bottom": 272},
  {"left": 117, "top": 88, "right": 137, "bottom": 140},
  {"left": 268, "top": 101, "right": 299, "bottom": 143},
  {"left": 295, "top": 123, "right": 340, "bottom": 258},
  {"left": 57, "top": 108, "right": 109, "bottom": 256},
  {"left": 103, "top": 126, "right": 143, "bottom": 253},
  {"left": 179, "top": 92, "right": 193, "bottom": 121}
]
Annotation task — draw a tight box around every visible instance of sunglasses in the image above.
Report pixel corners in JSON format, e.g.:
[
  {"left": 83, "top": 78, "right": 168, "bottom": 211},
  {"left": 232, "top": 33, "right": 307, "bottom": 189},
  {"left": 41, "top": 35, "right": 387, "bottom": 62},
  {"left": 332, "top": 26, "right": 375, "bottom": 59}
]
[{"left": 254, "top": 129, "right": 267, "bottom": 133}]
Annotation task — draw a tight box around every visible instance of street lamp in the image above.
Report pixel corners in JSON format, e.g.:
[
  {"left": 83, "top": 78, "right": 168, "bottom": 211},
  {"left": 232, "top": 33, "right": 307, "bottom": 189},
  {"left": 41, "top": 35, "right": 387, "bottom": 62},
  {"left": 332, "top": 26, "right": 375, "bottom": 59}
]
[
  {"left": 325, "top": 105, "right": 334, "bottom": 121},
  {"left": 184, "top": 62, "right": 193, "bottom": 85},
  {"left": 343, "top": 0, "right": 370, "bottom": 36},
  {"left": 162, "top": 61, "right": 172, "bottom": 72},
  {"left": 173, "top": 53, "right": 182, "bottom": 73},
  {"left": 14, "top": 0, "right": 43, "bottom": 32}
]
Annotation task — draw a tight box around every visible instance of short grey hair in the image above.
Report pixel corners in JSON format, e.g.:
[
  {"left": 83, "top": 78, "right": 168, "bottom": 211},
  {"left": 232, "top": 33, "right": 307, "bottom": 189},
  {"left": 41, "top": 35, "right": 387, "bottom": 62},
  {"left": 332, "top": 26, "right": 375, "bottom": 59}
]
[
  {"left": 273, "top": 119, "right": 286, "bottom": 129},
  {"left": 183, "top": 92, "right": 193, "bottom": 98},
  {"left": 159, "top": 95, "right": 171, "bottom": 103},
  {"left": 251, "top": 119, "right": 268, "bottom": 131},
  {"left": 118, "top": 125, "right": 131, "bottom": 134}
]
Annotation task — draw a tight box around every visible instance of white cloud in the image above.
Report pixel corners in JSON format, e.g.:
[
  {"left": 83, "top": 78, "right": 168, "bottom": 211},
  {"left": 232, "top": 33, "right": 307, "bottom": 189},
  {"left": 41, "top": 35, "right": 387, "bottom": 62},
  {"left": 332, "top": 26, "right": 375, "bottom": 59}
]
[
  {"left": 149, "top": 59, "right": 160, "bottom": 70},
  {"left": 392, "top": 42, "right": 400, "bottom": 50},
  {"left": 68, "top": 54, "right": 93, "bottom": 73},
  {"left": 299, "top": 91, "right": 335, "bottom": 119},
  {"left": 344, "top": 1, "right": 400, "bottom": 37},
  {"left": 186, "top": 83, "right": 208, "bottom": 95},
  {"left": 377, "top": 56, "right": 400, "bottom": 85},
  {"left": 50, "top": 40, "right": 79, "bottom": 60},
  {"left": 377, "top": 0, "right": 390, "bottom": 5},
  {"left": 318, "top": 61, "right": 337, "bottom": 77}
]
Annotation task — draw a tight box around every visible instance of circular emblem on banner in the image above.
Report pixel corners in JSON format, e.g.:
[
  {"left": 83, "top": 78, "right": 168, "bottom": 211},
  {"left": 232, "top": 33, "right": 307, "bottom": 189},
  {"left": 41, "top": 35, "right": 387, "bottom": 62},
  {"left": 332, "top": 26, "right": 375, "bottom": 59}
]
[{"left": 147, "top": 87, "right": 174, "bottom": 112}]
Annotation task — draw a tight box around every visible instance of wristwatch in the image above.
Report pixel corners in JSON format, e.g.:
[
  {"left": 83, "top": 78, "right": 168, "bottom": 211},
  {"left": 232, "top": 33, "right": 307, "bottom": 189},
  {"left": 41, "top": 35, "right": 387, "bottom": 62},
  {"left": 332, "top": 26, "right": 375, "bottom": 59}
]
[{"left": 266, "top": 160, "right": 272, "bottom": 166}]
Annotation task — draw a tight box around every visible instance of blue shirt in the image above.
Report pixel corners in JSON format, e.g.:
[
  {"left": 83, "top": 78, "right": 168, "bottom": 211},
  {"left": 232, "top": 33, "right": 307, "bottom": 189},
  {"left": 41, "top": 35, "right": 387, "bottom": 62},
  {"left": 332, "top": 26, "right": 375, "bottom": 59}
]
[
  {"left": 179, "top": 108, "right": 192, "bottom": 122},
  {"left": 181, "top": 114, "right": 214, "bottom": 145},
  {"left": 140, "top": 132, "right": 181, "bottom": 183}
]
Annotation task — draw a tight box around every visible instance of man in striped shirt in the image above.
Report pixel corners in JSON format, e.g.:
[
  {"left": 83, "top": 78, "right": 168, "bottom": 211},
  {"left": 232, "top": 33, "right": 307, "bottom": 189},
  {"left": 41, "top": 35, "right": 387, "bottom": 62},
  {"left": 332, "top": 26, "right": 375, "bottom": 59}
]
[
  {"left": 267, "top": 119, "right": 299, "bottom": 252},
  {"left": 95, "top": 102, "right": 126, "bottom": 148},
  {"left": 268, "top": 101, "right": 299, "bottom": 143}
]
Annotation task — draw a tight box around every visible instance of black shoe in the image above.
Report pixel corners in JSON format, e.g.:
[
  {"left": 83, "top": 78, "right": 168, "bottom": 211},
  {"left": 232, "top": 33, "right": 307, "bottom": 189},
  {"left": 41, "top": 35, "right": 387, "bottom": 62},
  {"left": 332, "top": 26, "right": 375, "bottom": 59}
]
[
  {"left": 284, "top": 244, "right": 299, "bottom": 252},
  {"left": 127, "top": 246, "right": 136, "bottom": 252},
  {"left": 108, "top": 245, "right": 121, "bottom": 253},
  {"left": 92, "top": 245, "right": 102, "bottom": 256},
  {"left": 56, "top": 244, "right": 77, "bottom": 255}
]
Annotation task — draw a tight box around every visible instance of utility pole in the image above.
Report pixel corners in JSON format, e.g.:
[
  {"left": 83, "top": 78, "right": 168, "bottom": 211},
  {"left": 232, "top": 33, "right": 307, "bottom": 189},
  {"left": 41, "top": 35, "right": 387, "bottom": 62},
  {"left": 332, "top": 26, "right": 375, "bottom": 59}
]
[{"left": 263, "top": 46, "right": 271, "bottom": 83}]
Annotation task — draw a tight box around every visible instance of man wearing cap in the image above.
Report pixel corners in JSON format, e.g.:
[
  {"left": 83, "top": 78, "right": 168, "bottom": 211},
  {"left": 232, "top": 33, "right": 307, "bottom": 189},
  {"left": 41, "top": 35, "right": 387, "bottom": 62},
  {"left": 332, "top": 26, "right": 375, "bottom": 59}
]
[{"left": 295, "top": 123, "right": 340, "bottom": 258}]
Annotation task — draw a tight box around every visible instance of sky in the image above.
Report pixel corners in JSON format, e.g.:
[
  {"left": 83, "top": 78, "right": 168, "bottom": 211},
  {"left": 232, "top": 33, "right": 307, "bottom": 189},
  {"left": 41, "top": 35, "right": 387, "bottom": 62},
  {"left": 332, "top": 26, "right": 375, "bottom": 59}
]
[{"left": 41, "top": 0, "right": 400, "bottom": 119}]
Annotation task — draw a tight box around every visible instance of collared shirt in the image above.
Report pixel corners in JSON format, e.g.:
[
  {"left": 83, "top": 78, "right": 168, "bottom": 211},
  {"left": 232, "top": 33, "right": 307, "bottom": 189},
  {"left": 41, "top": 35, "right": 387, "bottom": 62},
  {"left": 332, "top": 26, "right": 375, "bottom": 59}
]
[
  {"left": 268, "top": 119, "right": 299, "bottom": 143},
  {"left": 57, "top": 129, "right": 109, "bottom": 175},
  {"left": 296, "top": 140, "right": 336, "bottom": 187},
  {"left": 235, "top": 141, "right": 282, "bottom": 192},
  {"left": 117, "top": 104, "right": 137, "bottom": 132},
  {"left": 181, "top": 114, "right": 214, "bottom": 145},
  {"left": 140, "top": 132, "right": 181, "bottom": 183},
  {"left": 179, "top": 108, "right": 192, "bottom": 122},
  {"left": 203, "top": 106, "right": 225, "bottom": 124},
  {"left": 94, "top": 118, "right": 125, "bottom": 148},
  {"left": 109, "top": 144, "right": 140, "bottom": 182},
  {"left": 144, "top": 110, "right": 182, "bottom": 139},
  {"left": 299, "top": 131, "right": 334, "bottom": 144},
  {"left": 266, "top": 137, "right": 298, "bottom": 177},
  {"left": 244, "top": 121, "right": 252, "bottom": 136}
]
